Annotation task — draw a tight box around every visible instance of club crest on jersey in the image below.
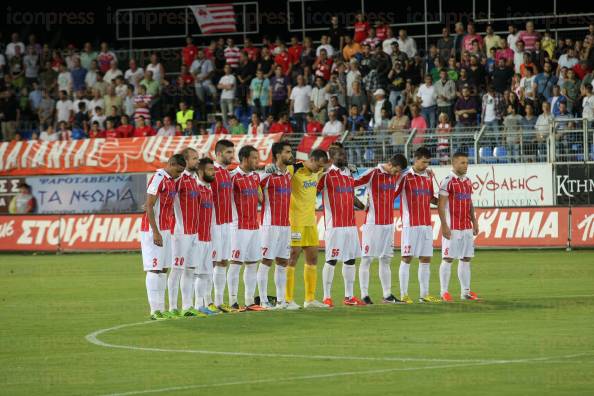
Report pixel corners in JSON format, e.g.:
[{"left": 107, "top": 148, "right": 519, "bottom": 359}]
[
  {"left": 303, "top": 181, "right": 317, "bottom": 188},
  {"left": 412, "top": 188, "right": 432, "bottom": 196},
  {"left": 241, "top": 188, "right": 258, "bottom": 196},
  {"left": 201, "top": 201, "right": 213, "bottom": 208},
  {"left": 455, "top": 192, "right": 472, "bottom": 200},
  {"left": 335, "top": 186, "right": 354, "bottom": 193},
  {"left": 379, "top": 183, "right": 397, "bottom": 190},
  {"left": 219, "top": 181, "right": 232, "bottom": 189},
  {"left": 188, "top": 190, "right": 199, "bottom": 199},
  {"left": 275, "top": 187, "right": 291, "bottom": 194}
]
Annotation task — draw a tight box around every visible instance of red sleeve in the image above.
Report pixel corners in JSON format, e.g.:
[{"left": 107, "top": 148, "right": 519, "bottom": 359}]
[
  {"left": 354, "top": 168, "right": 375, "bottom": 187},
  {"left": 148, "top": 127, "right": 157, "bottom": 136},
  {"left": 317, "top": 173, "right": 327, "bottom": 192},
  {"left": 394, "top": 175, "right": 405, "bottom": 198}
]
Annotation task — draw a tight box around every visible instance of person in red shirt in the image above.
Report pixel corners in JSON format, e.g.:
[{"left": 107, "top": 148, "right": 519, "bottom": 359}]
[
  {"left": 181, "top": 37, "right": 198, "bottom": 67},
  {"left": 179, "top": 65, "right": 194, "bottom": 85},
  {"left": 274, "top": 44, "right": 292, "bottom": 76},
  {"left": 133, "top": 116, "right": 156, "bottom": 137},
  {"left": 394, "top": 147, "right": 440, "bottom": 304},
  {"left": 318, "top": 145, "right": 365, "bottom": 307},
  {"left": 355, "top": 154, "right": 409, "bottom": 305},
  {"left": 374, "top": 18, "right": 388, "bottom": 41},
  {"left": 288, "top": 36, "right": 303, "bottom": 66},
  {"left": 258, "top": 142, "right": 294, "bottom": 309},
  {"left": 314, "top": 49, "right": 333, "bottom": 81},
  {"left": 354, "top": 13, "right": 370, "bottom": 43},
  {"left": 242, "top": 38, "right": 260, "bottom": 62},
  {"left": 88, "top": 121, "right": 105, "bottom": 138},
  {"left": 140, "top": 154, "right": 186, "bottom": 320},
  {"left": 116, "top": 115, "right": 134, "bottom": 138},
  {"left": 212, "top": 117, "right": 229, "bottom": 134},
  {"left": 104, "top": 119, "right": 119, "bottom": 138},
  {"left": 204, "top": 40, "right": 216, "bottom": 60},
  {"left": 437, "top": 152, "right": 479, "bottom": 302},
  {"left": 269, "top": 113, "right": 294, "bottom": 133},
  {"left": 227, "top": 145, "right": 265, "bottom": 311},
  {"left": 305, "top": 112, "right": 323, "bottom": 134}
]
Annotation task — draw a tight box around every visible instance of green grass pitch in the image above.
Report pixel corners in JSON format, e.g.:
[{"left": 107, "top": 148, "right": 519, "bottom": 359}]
[{"left": 1, "top": 250, "right": 594, "bottom": 395}]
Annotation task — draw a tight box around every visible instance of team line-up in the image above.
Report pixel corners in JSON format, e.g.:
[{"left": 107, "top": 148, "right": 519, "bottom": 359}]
[{"left": 141, "top": 140, "right": 479, "bottom": 320}]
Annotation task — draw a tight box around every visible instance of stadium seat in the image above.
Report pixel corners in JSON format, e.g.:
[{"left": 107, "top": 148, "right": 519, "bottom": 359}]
[
  {"left": 571, "top": 143, "right": 583, "bottom": 161},
  {"left": 479, "top": 147, "right": 495, "bottom": 164},
  {"left": 467, "top": 147, "right": 475, "bottom": 164},
  {"left": 493, "top": 146, "right": 508, "bottom": 163}
]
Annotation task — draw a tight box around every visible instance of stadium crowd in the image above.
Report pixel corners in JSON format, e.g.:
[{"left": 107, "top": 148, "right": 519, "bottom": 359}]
[{"left": 0, "top": 17, "right": 594, "bottom": 149}]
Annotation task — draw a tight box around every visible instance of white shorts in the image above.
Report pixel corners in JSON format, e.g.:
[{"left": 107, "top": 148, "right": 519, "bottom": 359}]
[
  {"left": 361, "top": 224, "right": 395, "bottom": 258},
  {"left": 212, "top": 223, "right": 231, "bottom": 262},
  {"left": 400, "top": 226, "right": 433, "bottom": 258},
  {"left": 324, "top": 226, "right": 361, "bottom": 262},
  {"left": 442, "top": 229, "right": 475, "bottom": 259},
  {"left": 193, "top": 241, "right": 214, "bottom": 275},
  {"left": 171, "top": 234, "right": 196, "bottom": 269},
  {"left": 230, "top": 227, "right": 262, "bottom": 262},
  {"left": 141, "top": 230, "right": 172, "bottom": 271},
  {"left": 261, "top": 225, "right": 291, "bottom": 260}
]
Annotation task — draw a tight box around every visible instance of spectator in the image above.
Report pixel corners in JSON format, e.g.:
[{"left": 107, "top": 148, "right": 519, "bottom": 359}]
[
  {"left": 322, "top": 110, "right": 344, "bottom": 136},
  {"left": 85, "top": 60, "right": 99, "bottom": 91},
  {"left": 90, "top": 106, "right": 106, "bottom": 130},
  {"left": 316, "top": 35, "right": 334, "bottom": 58},
  {"left": 227, "top": 116, "right": 245, "bottom": 135},
  {"left": 57, "top": 63, "right": 72, "bottom": 95},
  {"left": 482, "top": 84, "right": 506, "bottom": 134},
  {"left": 157, "top": 116, "right": 176, "bottom": 136},
  {"left": 518, "top": 21, "right": 541, "bottom": 52},
  {"left": 375, "top": 18, "right": 389, "bottom": 41},
  {"left": 97, "top": 42, "right": 117, "bottom": 74},
  {"left": 397, "top": 29, "right": 417, "bottom": 58},
  {"left": 133, "top": 85, "right": 151, "bottom": 123},
  {"left": 23, "top": 46, "right": 39, "bottom": 87},
  {"left": 106, "top": 105, "right": 120, "bottom": 128},
  {"left": 190, "top": 49, "right": 215, "bottom": 119},
  {"left": 104, "top": 85, "right": 122, "bottom": 115},
  {"left": 453, "top": 22, "right": 466, "bottom": 59},
  {"left": 557, "top": 47, "right": 579, "bottom": 74},
  {"left": 269, "top": 112, "right": 294, "bottom": 133},
  {"left": 503, "top": 104, "right": 523, "bottom": 161},
  {"left": 371, "top": 89, "right": 390, "bottom": 129},
  {"left": 389, "top": 105, "right": 410, "bottom": 147},
  {"left": 496, "top": 39, "right": 515, "bottom": 67},
  {"left": 55, "top": 90, "right": 73, "bottom": 124},
  {"left": 313, "top": 48, "right": 333, "bottom": 82},
  {"left": 28, "top": 81, "right": 42, "bottom": 113},
  {"left": 247, "top": 113, "right": 265, "bottom": 135},
  {"left": 299, "top": 37, "right": 316, "bottom": 71},
  {"left": 217, "top": 64, "right": 236, "bottom": 126},
  {"left": 362, "top": 28, "right": 380, "bottom": 50},
  {"left": 349, "top": 79, "right": 368, "bottom": 116},
  {"left": 416, "top": 74, "right": 437, "bottom": 129},
  {"left": 347, "top": 60, "right": 362, "bottom": 98},
  {"left": 513, "top": 40, "right": 526, "bottom": 74},
  {"left": 484, "top": 25, "right": 502, "bottom": 57},
  {"left": 211, "top": 117, "right": 228, "bottom": 134},
  {"left": 520, "top": 65, "right": 537, "bottom": 108},
  {"left": 454, "top": 87, "right": 479, "bottom": 128},
  {"left": 305, "top": 112, "right": 323, "bottom": 134},
  {"left": 463, "top": 23, "right": 483, "bottom": 53},
  {"left": 270, "top": 65, "right": 289, "bottom": 118},
  {"left": 104, "top": 60, "right": 123, "bottom": 87},
  {"left": 104, "top": 119, "right": 119, "bottom": 138},
  {"left": 582, "top": 83, "right": 594, "bottom": 124},
  {"left": 327, "top": 15, "right": 345, "bottom": 50},
  {"left": 57, "top": 121, "right": 72, "bottom": 140},
  {"left": 353, "top": 13, "right": 370, "bottom": 44},
  {"left": 39, "top": 124, "right": 59, "bottom": 141},
  {"left": 327, "top": 95, "right": 347, "bottom": 125},
  {"left": 182, "top": 37, "right": 198, "bottom": 68},
  {"left": 562, "top": 69, "right": 580, "bottom": 114},
  {"left": 249, "top": 69, "right": 271, "bottom": 117},
  {"left": 139, "top": 70, "right": 159, "bottom": 98},
  {"left": 8, "top": 182, "right": 36, "bottom": 214},
  {"left": 437, "top": 27, "right": 455, "bottom": 61},
  {"left": 434, "top": 68, "right": 457, "bottom": 123},
  {"left": 124, "top": 59, "right": 144, "bottom": 93},
  {"left": 342, "top": 36, "right": 362, "bottom": 62},
  {"left": 382, "top": 29, "right": 397, "bottom": 55},
  {"left": 373, "top": 107, "right": 391, "bottom": 131},
  {"left": 132, "top": 115, "right": 156, "bottom": 137},
  {"left": 80, "top": 42, "right": 97, "bottom": 70},
  {"left": 289, "top": 74, "right": 312, "bottom": 132},
  {"left": 493, "top": 58, "right": 514, "bottom": 93},
  {"left": 410, "top": 104, "right": 427, "bottom": 145},
  {"left": 88, "top": 121, "right": 105, "bottom": 138},
  {"left": 176, "top": 101, "right": 194, "bottom": 129},
  {"left": 146, "top": 53, "right": 164, "bottom": 85},
  {"left": 310, "top": 76, "right": 328, "bottom": 123},
  {"left": 116, "top": 114, "right": 134, "bottom": 138},
  {"left": 436, "top": 112, "right": 453, "bottom": 164}
]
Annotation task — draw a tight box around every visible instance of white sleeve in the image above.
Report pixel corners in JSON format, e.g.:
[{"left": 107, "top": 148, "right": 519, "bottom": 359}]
[
  {"left": 147, "top": 172, "right": 165, "bottom": 195},
  {"left": 438, "top": 176, "right": 451, "bottom": 196}
]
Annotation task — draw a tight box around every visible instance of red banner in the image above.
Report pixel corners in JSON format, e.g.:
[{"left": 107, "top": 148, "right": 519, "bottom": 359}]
[
  {"left": 296, "top": 135, "right": 339, "bottom": 161},
  {"left": 0, "top": 207, "right": 591, "bottom": 252},
  {"left": 0, "top": 135, "right": 284, "bottom": 176}
]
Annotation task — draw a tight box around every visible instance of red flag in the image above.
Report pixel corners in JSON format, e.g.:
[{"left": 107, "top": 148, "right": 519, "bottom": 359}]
[
  {"left": 190, "top": 4, "right": 236, "bottom": 35},
  {"left": 296, "top": 135, "right": 339, "bottom": 161}
]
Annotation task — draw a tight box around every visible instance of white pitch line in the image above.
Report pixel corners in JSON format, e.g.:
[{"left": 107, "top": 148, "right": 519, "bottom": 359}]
[{"left": 85, "top": 321, "right": 495, "bottom": 364}]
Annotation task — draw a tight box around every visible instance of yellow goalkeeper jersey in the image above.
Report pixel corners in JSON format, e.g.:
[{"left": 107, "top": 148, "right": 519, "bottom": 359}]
[{"left": 289, "top": 163, "right": 321, "bottom": 227}]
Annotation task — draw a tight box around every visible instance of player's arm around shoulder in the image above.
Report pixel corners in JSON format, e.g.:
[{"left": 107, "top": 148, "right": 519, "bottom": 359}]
[{"left": 437, "top": 176, "right": 451, "bottom": 239}]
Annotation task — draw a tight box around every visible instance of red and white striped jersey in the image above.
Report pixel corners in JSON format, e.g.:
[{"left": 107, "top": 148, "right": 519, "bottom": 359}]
[
  {"left": 172, "top": 170, "right": 215, "bottom": 241},
  {"left": 395, "top": 168, "right": 435, "bottom": 227},
  {"left": 224, "top": 46, "right": 241, "bottom": 68},
  {"left": 439, "top": 172, "right": 473, "bottom": 230},
  {"left": 141, "top": 169, "right": 177, "bottom": 232},
  {"left": 260, "top": 171, "right": 291, "bottom": 227},
  {"left": 317, "top": 165, "right": 356, "bottom": 229},
  {"left": 231, "top": 167, "right": 261, "bottom": 230},
  {"left": 212, "top": 162, "right": 233, "bottom": 225},
  {"left": 355, "top": 165, "right": 403, "bottom": 225}
]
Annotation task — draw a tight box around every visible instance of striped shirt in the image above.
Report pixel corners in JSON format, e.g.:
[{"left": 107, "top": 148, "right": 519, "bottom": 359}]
[
  {"left": 439, "top": 172, "right": 473, "bottom": 230},
  {"left": 224, "top": 46, "right": 241, "bottom": 68},
  {"left": 396, "top": 168, "right": 434, "bottom": 227},
  {"left": 355, "top": 165, "right": 402, "bottom": 225},
  {"left": 231, "top": 167, "right": 261, "bottom": 230},
  {"left": 318, "top": 165, "right": 355, "bottom": 229},
  {"left": 212, "top": 163, "right": 233, "bottom": 225},
  {"left": 260, "top": 171, "right": 291, "bottom": 227},
  {"left": 141, "top": 169, "right": 177, "bottom": 232},
  {"left": 172, "top": 170, "right": 214, "bottom": 241}
]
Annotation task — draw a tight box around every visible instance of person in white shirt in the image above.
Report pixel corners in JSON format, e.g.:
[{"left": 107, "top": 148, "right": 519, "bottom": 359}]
[
  {"left": 217, "top": 64, "right": 236, "bottom": 126},
  {"left": 507, "top": 24, "right": 519, "bottom": 52},
  {"left": 146, "top": 53, "right": 165, "bottom": 84},
  {"left": 5, "top": 33, "right": 25, "bottom": 60},
  {"left": 557, "top": 48, "right": 579, "bottom": 75},
  {"left": 104, "top": 60, "right": 123, "bottom": 86},
  {"left": 289, "top": 74, "right": 312, "bottom": 132},
  {"left": 346, "top": 59, "right": 361, "bottom": 97},
  {"left": 310, "top": 76, "right": 328, "bottom": 123},
  {"left": 190, "top": 49, "right": 216, "bottom": 105},
  {"left": 57, "top": 64, "right": 73, "bottom": 95},
  {"left": 124, "top": 59, "right": 144, "bottom": 93},
  {"left": 397, "top": 29, "right": 417, "bottom": 58},
  {"left": 315, "top": 35, "right": 335, "bottom": 58},
  {"left": 322, "top": 111, "right": 344, "bottom": 136},
  {"left": 582, "top": 83, "right": 594, "bottom": 125},
  {"left": 85, "top": 60, "right": 99, "bottom": 90},
  {"left": 382, "top": 29, "right": 398, "bottom": 55},
  {"left": 89, "top": 89, "right": 105, "bottom": 117},
  {"left": 157, "top": 116, "right": 177, "bottom": 136},
  {"left": 513, "top": 40, "right": 526, "bottom": 74},
  {"left": 416, "top": 75, "right": 437, "bottom": 128},
  {"left": 55, "top": 91, "right": 74, "bottom": 124},
  {"left": 72, "top": 90, "right": 90, "bottom": 114},
  {"left": 39, "top": 124, "right": 60, "bottom": 142},
  {"left": 373, "top": 89, "right": 389, "bottom": 127},
  {"left": 91, "top": 107, "right": 107, "bottom": 130}
]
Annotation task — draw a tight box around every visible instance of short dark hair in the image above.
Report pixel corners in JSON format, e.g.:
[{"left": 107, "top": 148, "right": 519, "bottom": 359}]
[
  {"left": 238, "top": 145, "right": 258, "bottom": 161},
  {"left": 328, "top": 145, "right": 344, "bottom": 159},
  {"left": 452, "top": 151, "right": 468, "bottom": 160},
  {"left": 329, "top": 141, "right": 344, "bottom": 149},
  {"left": 272, "top": 141, "right": 291, "bottom": 161},
  {"left": 198, "top": 157, "right": 213, "bottom": 171},
  {"left": 414, "top": 146, "right": 432, "bottom": 159},
  {"left": 389, "top": 154, "right": 408, "bottom": 169},
  {"left": 309, "top": 149, "right": 328, "bottom": 161},
  {"left": 215, "top": 139, "right": 234, "bottom": 154},
  {"left": 169, "top": 153, "right": 186, "bottom": 167},
  {"left": 17, "top": 182, "right": 32, "bottom": 192}
]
